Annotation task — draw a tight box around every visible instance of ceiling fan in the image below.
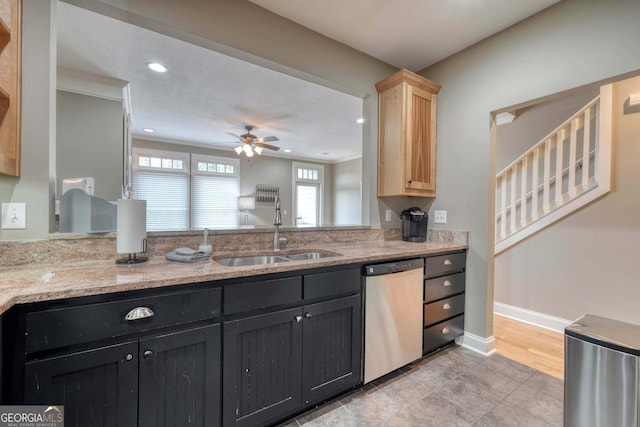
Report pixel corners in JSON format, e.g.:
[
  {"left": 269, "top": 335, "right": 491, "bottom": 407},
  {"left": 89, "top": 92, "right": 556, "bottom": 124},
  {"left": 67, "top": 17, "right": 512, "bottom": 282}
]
[{"left": 228, "top": 125, "right": 280, "bottom": 157}]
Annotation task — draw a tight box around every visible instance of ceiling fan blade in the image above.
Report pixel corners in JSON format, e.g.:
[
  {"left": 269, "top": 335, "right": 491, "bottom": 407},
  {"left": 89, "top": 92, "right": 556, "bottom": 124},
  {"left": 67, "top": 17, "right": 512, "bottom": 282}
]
[
  {"left": 257, "top": 136, "right": 279, "bottom": 143},
  {"left": 226, "top": 132, "right": 245, "bottom": 142},
  {"left": 255, "top": 142, "right": 280, "bottom": 151}
]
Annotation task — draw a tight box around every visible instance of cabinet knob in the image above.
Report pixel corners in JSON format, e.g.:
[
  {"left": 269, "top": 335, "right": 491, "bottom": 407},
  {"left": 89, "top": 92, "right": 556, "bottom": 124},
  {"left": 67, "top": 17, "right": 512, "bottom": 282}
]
[
  {"left": 443, "top": 259, "right": 453, "bottom": 266},
  {"left": 305, "top": 313, "right": 313, "bottom": 319},
  {"left": 441, "top": 328, "right": 450, "bottom": 334},
  {"left": 125, "top": 306, "right": 155, "bottom": 321},
  {"left": 443, "top": 280, "right": 452, "bottom": 287},
  {"left": 442, "top": 303, "right": 451, "bottom": 310},
  {"left": 295, "top": 315, "right": 303, "bottom": 323},
  {"left": 143, "top": 350, "right": 153, "bottom": 359}
]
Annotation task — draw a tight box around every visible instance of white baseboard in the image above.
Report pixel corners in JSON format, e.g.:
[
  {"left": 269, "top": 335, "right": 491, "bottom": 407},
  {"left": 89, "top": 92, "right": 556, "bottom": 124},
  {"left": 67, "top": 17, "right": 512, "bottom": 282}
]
[
  {"left": 458, "top": 332, "right": 497, "bottom": 356},
  {"left": 494, "top": 302, "right": 572, "bottom": 333}
]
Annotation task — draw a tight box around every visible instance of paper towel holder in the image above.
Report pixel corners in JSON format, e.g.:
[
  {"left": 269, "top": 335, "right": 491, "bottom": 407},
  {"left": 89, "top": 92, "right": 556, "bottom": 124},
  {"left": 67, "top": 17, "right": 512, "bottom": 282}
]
[{"left": 116, "top": 240, "right": 148, "bottom": 264}]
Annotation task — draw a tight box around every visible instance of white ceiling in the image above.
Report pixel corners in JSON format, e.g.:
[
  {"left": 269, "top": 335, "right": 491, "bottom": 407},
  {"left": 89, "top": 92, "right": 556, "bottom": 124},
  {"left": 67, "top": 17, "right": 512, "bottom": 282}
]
[
  {"left": 250, "top": 0, "right": 561, "bottom": 71},
  {"left": 57, "top": 0, "right": 561, "bottom": 163}
]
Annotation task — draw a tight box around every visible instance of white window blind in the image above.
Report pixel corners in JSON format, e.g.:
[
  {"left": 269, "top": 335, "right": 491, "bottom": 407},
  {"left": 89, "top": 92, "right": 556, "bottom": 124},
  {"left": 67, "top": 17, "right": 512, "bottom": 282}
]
[
  {"left": 131, "top": 171, "right": 189, "bottom": 231},
  {"left": 191, "top": 154, "right": 240, "bottom": 229}
]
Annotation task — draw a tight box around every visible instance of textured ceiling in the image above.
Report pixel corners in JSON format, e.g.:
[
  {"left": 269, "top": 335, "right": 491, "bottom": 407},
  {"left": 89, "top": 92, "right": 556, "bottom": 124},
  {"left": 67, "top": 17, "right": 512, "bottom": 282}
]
[{"left": 57, "top": 2, "right": 364, "bottom": 163}]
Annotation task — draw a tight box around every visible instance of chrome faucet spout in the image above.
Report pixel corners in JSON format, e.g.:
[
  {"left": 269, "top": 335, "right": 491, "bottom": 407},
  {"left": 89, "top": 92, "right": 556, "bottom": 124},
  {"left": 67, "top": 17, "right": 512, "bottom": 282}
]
[{"left": 273, "top": 196, "right": 287, "bottom": 250}]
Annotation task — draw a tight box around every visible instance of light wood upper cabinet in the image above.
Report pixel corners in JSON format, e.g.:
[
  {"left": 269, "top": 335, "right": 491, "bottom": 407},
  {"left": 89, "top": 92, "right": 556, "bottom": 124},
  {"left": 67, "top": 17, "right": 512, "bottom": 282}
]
[
  {"left": 0, "top": 0, "right": 21, "bottom": 176},
  {"left": 376, "top": 69, "right": 440, "bottom": 197}
]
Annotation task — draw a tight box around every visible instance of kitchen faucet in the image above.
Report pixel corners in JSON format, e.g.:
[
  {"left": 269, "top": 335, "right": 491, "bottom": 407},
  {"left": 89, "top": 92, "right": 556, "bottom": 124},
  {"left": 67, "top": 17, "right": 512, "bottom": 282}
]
[{"left": 273, "top": 196, "right": 288, "bottom": 250}]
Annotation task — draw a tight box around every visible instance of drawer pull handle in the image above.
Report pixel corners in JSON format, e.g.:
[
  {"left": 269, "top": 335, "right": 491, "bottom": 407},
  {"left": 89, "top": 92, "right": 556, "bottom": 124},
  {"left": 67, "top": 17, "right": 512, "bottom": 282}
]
[
  {"left": 443, "top": 259, "right": 453, "bottom": 266},
  {"left": 443, "top": 303, "right": 451, "bottom": 310},
  {"left": 441, "top": 327, "right": 450, "bottom": 334},
  {"left": 295, "top": 315, "right": 303, "bottom": 323},
  {"left": 125, "top": 307, "right": 155, "bottom": 321},
  {"left": 443, "top": 280, "right": 452, "bottom": 287}
]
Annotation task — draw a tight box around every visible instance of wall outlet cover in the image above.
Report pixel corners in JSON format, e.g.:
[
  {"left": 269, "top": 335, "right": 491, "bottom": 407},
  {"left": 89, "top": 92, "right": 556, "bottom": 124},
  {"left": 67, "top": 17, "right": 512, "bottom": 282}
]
[
  {"left": 2, "top": 203, "right": 27, "bottom": 229},
  {"left": 433, "top": 210, "right": 447, "bottom": 224}
]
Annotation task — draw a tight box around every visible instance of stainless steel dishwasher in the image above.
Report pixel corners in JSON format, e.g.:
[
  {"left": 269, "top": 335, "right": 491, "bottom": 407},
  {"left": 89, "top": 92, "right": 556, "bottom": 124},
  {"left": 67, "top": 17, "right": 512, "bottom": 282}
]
[{"left": 363, "top": 258, "right": 424, "bottom": 383}]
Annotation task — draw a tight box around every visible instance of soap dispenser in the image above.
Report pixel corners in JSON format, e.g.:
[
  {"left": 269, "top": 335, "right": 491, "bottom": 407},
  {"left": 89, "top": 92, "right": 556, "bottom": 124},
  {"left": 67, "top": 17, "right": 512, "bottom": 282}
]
[{"left": 199, "top": 228, "right": 213, "bottom": 255}]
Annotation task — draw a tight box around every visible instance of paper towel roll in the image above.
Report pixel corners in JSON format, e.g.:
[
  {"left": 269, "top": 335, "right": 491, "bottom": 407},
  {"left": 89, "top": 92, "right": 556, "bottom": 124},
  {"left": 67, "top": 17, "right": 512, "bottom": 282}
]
[{"left": 117, "top": 199, "right": 147, "bottom": 254}]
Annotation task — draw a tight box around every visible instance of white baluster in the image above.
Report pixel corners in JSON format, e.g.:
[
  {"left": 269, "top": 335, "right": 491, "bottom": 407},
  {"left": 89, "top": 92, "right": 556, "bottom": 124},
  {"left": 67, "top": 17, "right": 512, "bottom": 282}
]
[
  {"left": 582, "top": 106, "right": 592, "bottom": 190},
  {"left": 543, "top": 139, "right": 551, "bottom": 213},
  {"left": 555, "top": 130, "right": 564, "bottom": 204},
  {"left": 568, "top": 118, "right": 578, "bottom": 197},
  {"left": 510, "top": 165, "right": 517, "bottom": 234},
  {"left": 531, "top": 147, "right": 539, "bottom": 220},
  {"left": 520, "top": 156, "right": 528, "bottom": 227}
]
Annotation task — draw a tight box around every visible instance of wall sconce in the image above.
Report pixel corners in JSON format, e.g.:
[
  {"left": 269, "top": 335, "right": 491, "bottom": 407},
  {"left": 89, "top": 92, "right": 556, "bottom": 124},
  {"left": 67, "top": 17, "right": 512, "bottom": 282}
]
[{"left": 238, "top": 197, "right": 256, "bottom": 225}]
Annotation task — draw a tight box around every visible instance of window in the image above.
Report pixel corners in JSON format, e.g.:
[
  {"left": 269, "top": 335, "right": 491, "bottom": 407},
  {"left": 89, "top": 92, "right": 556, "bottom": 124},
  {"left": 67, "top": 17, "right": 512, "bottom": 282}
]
[
  {"left": 132, "top": 148, "right": 189, "bottom": 231},
  {"left": 292, "top": 162, "right": 323, "bottom": 227},
  {"left": 131, "top": 148, "right": 239, "bottom": 230},
  {"left": 191, "top": 154, "right": 239, "bottom": 229}
]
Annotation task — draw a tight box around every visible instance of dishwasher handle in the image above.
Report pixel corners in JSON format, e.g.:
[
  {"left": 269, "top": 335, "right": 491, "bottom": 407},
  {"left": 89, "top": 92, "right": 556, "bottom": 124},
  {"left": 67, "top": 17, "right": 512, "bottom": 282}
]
[{"left": 364, "top": 258, "right": 424, "bottom": 276}]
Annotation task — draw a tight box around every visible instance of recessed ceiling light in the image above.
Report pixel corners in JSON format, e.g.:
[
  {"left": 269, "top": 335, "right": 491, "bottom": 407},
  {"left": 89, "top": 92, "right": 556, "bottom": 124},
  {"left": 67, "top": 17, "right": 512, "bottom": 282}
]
[
  {"left": 356, "top": 118, "right": 364, "bottom": 124},
  {"left": 148, "top": 62, "right": 167, "bottom": 73},
  {"left": 143, "top": 128, "right": 155, "bottom": 133},
  {"left": 284, "top": 149, "right": 292, "bottom": 153}
]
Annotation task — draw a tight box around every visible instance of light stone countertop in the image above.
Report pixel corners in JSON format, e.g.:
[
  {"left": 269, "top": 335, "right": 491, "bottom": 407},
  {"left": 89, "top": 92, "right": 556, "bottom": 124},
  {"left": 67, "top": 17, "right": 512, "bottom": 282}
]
[{"left": 0, "top": 240, "right": 467, "bottom": 315}]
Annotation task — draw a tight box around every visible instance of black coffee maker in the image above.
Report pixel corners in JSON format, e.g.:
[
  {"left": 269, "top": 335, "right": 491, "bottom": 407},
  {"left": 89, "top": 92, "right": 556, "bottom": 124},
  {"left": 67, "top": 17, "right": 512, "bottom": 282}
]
[{"left": 400, "top": 207, "right": 428, "bottom": 242}]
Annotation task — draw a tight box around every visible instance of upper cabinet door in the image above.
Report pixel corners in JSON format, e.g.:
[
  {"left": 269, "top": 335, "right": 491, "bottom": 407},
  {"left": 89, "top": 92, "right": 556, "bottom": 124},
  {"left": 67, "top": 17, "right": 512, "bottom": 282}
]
[
  {"left": 376, "top": 69, "right": 440, "bottom": 197},
  {"left": 406, "top": 84, "right": 437, "bottom": 193}
]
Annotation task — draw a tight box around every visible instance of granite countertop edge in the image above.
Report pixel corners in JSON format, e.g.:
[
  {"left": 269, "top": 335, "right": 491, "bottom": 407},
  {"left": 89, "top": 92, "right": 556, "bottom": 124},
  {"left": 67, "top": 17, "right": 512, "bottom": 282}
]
[{"left": 0, "top": 241, "right": 468, "bottom": 315}]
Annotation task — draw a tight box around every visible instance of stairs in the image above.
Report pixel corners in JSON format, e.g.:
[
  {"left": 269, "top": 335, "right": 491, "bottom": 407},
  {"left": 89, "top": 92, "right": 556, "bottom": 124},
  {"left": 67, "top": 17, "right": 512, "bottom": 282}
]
[{"left": 495, "top": 84, "right": 613, "bottom": 254}]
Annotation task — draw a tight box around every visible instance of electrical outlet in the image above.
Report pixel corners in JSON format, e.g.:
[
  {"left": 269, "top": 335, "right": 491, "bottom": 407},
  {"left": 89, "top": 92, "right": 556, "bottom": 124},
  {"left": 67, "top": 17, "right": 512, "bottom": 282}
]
[
  {"left": 385, "top": 209, "right": 392, "bottom": 222},
  {"left": 433, "top": 210, "right": 447, "bottom": 224},
  {"left": 2, "top": 203, "right": 27, "bottom": 229}
]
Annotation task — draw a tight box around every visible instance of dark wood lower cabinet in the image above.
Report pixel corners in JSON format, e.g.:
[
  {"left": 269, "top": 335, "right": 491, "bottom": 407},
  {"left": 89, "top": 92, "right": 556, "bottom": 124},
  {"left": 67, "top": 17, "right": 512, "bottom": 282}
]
[
  {"left": 24, "top": 341, "right": 139, "bottom": 427},
  {"left": 223, "top": 295, "right": 362, "bottom": 427},
  {"left": 24, "top": 324, "right": 221, "bottom": 427}
]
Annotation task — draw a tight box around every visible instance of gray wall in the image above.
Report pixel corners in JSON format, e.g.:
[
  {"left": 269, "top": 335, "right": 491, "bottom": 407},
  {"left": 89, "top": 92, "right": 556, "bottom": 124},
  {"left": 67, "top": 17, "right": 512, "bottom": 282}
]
[
  {"left": 57, "top": 90, "right": 123, "bottom": 201},
  {"left": 494, "top": 75, "right": 640, "bottom": 325},
  {"left": 422, "top": 0, "right": 640, "bottom": 338},
  {"left": 496, "top": 87, "right": 599, "bottom": 172},
  {"left": 333, "top": 158, "right": 362, "bottom": 225}
]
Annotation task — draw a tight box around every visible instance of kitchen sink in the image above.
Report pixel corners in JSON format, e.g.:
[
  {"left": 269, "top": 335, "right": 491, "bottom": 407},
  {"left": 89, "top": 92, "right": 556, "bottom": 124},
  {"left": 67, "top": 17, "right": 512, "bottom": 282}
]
[
  {"left": 215, "top": 255, "right": 290, "bottom": 267},
  {"left": 215, "top": 251, "right": 339, "bottom": 266}
]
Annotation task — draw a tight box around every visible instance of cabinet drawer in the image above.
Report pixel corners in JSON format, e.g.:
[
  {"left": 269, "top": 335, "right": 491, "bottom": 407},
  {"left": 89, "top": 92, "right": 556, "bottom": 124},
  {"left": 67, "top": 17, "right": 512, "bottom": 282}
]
[
  {"left": 25, "top": 287, "right": 222, "bottom": 354},
  {"left": 423, "top": 315, "right": 464, "bottom": 355},
  {"left": 424, "top": 294, "right": 465, "bottom": 327},
  {"left": 303, "top": 268, "right": 361, "bottom": 300},
  {"left": 424, "top": 272, "right": 465, "bottom": 303},
  {"left": 424, "top": 252, "right": 466, "bottom": 278},
  {"left": 224, "top": 276, "right": 302, "bottom": 315}
]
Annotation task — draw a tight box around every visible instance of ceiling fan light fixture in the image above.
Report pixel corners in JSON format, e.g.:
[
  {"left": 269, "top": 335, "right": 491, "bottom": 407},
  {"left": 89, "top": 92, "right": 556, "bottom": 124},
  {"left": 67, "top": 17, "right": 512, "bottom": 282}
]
[
  {"left": 234, "top": 146, "right": 243, "bottom": 155},
  {"left": 254, "top": 146, "right": 263, "bottom": 155}
]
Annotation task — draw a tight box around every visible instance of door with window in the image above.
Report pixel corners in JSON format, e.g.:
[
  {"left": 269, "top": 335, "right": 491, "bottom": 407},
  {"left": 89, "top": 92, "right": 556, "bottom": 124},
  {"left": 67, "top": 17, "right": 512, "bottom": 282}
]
[{"left": 292, "top": 162, "right": 323, "bottom": 227}]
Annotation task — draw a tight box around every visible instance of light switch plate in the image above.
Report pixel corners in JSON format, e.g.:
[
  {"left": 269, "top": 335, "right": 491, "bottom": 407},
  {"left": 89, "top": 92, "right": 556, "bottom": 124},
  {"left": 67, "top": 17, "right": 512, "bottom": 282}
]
[
  {"left": 2, "top": 203, "right": 27, "bottom": 229},
  {"left": 433, "top": 210, "right": 447, "bottom": 224}
]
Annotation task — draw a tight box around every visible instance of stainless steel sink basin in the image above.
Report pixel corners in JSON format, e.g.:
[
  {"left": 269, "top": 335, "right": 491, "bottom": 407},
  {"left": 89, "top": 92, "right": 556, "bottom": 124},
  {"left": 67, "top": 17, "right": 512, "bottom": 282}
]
[
  {"left": 284, "top": 252, "right": 336, "bottom": 261},
  {"left": 215, "top": 255, "right": 290, "bottom": 267},
  {"left": 215, "top": 251, "right": 339, "bottom": 266}
]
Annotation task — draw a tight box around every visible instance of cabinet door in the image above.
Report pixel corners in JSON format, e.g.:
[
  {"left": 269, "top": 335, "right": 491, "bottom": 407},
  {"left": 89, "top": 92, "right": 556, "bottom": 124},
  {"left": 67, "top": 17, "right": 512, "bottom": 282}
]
[
  {"left": 139, "top": 324, "right": 221, "bottom": 427},
  {"left": 223, "top": 308, "right": 303, "bottom": 427},
  {"left": 24, "top": 341, "right": 138, "bottom": 427},
  {"left": 302, "top": 295, "right": 362, "bottom": 406},
  {"left": 405, "top": 84, "right": 437, "bottom": 195}
]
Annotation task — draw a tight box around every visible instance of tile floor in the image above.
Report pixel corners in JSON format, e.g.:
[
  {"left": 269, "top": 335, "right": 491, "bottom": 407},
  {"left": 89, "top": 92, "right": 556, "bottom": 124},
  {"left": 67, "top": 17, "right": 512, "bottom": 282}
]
[{"left": 280, "top": 345, "right": 564, "bottom": 427}]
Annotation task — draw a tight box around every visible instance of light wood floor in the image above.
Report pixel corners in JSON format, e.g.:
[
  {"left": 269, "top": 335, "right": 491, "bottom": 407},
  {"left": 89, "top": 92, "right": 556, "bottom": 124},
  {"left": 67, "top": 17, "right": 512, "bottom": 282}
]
[{"left": 493, "top": 314, "right": 565, "bottom": 379}]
